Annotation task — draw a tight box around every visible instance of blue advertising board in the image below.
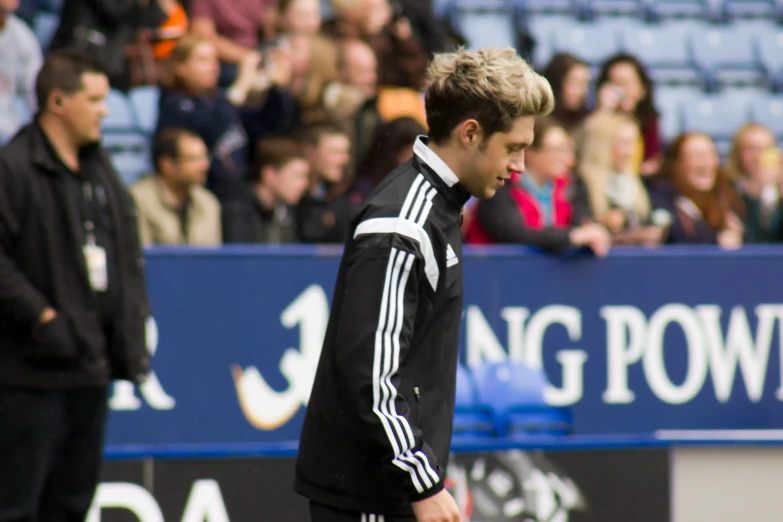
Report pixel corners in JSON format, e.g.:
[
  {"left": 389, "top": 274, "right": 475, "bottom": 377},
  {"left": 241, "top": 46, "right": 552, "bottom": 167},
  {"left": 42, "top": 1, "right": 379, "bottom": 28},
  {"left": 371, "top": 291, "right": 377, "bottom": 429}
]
[{"left": 104, "top": 245, "right": 783, "bottom": 454}]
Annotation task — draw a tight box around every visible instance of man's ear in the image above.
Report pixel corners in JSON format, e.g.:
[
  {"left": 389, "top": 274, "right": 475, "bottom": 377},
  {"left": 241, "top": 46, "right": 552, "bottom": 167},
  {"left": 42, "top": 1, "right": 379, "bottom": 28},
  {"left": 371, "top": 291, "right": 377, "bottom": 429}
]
[
  {"left": 47, "top": 89, "right": 66, "bottom": 114},
  {"left": 259, "top": 165, "right": 275, "bottom": 184},
  {"left": 158, "top": 157, "right": 175, "bottom": 176},
  {"left": 458, "top": 119, "right": 482, "bottom": 149}
]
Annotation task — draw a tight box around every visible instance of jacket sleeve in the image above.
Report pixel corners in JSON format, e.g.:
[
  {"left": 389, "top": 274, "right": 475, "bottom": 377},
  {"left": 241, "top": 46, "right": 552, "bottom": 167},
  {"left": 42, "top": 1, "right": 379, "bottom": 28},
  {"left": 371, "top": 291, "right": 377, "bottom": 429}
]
[
  {"left": 0, "top": 159, "right": 51, "bottom": 327},
  {"left": 333, "top": 229, "right": 444, "bottom": 501},
  {"left": 476, "top": 186, "right": 572, "bottom": 251}
]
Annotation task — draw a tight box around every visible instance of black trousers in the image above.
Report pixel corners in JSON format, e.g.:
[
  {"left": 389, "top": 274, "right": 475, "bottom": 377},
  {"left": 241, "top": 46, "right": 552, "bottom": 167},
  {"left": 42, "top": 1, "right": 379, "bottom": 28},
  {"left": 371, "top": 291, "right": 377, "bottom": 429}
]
[
  {"left": 309, "top": 501, "right": 416, "bottom": 522},
  {"left": 0, "top": 386, "right": 109, "bottom": 522}
]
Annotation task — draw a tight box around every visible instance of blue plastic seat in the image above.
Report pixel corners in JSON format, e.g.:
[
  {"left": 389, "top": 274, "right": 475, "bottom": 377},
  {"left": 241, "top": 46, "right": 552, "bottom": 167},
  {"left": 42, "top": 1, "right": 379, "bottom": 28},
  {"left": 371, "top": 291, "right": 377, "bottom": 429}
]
[
  {"left": 647, "top": 0, "right": 718, "bottom": 19},
  {"left": 453, "top": 0, "right": 519, "bottom": 50},
  {"left": 551, "top": 22, "right": 620, "bottom": 65},
  {"left": 526, "top": 15, "right": 578, "bottom": 67},
  {"left": 654, "top": 85, "right": 702, "bottom": 143},
  {"left": 515, "top": 0, "right": 579, "bottom": 16},
  {"left": 104, "top": 89, "right": 138, "bottom": 133},
  {"left": 472, "top": 360, "right": 573, "bottom": 437},
  {"left": 111, "top": 151, "right": 152, "bottom": 186},
  {"left": 619, "top": 22, "right": 702, "bottom": 85},
  {"left": 33, "top": 12, "right": 59, "bottom": 51},
  {"left": 690, "top": 27, "right": 763, "bottom": 88},
  {"left": 682, "top": 93, "right": 751, "bottom": 153},
  {"left": 749, "top": 96, "right": 783, "bottom": 140},
  {"left": 452, "top": 365, "right": 495, "bottom": 440},
  {"left": 583, "top": 0, "right": 646, "bottom": 18},
  {"left": 128, "top": 86, "right": 160, "bottom": 135},
  {"left": 721, "top": 0, "right": 783, "bottom": 20},
  {"left": 756, "top": 27, "right": 783, "bottom": 90}
]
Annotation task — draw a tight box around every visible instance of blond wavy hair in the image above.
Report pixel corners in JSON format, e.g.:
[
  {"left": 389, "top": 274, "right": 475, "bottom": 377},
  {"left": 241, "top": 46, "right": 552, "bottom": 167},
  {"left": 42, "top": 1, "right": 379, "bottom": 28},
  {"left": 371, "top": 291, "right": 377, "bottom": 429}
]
[
  {"left": 725, "top": 122, "right": 775, "bottom": 183},
  {"left": 580, "top": 112, "right": 651, "bottom": 221},
  {"left": 424, "top": 46, "right": 554, "bottom": 144}
]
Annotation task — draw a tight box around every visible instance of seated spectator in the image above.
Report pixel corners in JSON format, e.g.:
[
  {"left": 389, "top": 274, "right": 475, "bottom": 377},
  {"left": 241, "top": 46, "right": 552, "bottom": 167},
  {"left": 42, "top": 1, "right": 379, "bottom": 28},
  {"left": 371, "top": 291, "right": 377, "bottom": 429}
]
[
  {"left": 726, "top": 123, "right": 777, "bottom": 194},
  {"left": 189, "top": 0, "right": 276, "bottom": 84},
  {"left": 587, "top": 54, "right": 661, "bottom": 176},
  {"left": 288, "top": 33, "right": 365, "bottom": 127},
  {"left": 542, "top": 53, "right": 591, "bottom": 133},
  {"left": 0, "top": 0, "right": 42, "bottom": 143},
  {"left": 351, "top": 116, "right": 426, "bottom": 201},
  {"left": 580, "top": 112, "right": 665, "bottom": 246},
  {"left": 275, "top": 0, "right": 322, "bottom": 38},
  {"left": 130, "top": 128, "right": 221, "bottom": 247},
  {"left": 296, "top": 121, "right": 354, "bottom": 243},
  {"left": 465, "top": 117, "right": 611, "bottom": 256},
  {"left": 741, "top": 147, "right": 783, "bottom": 243},
  {"left": 648, "top": 133, "right": 745, "bottom": 248},
  {"left": 325, "top": 0, "right": 429, "bottom": 91},
  {"left": 156, "top": 33, "right": 294, "bottom": 201},
  {"left": 222, "top": 137, "right": 310, "bottom": 243}
]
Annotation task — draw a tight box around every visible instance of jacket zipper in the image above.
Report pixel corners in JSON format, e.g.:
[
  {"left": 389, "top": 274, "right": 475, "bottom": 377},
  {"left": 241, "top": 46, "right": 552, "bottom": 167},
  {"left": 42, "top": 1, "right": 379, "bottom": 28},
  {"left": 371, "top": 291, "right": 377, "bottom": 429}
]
[{"left": 414, "top": 386, "right": 421, "bottom": 402}]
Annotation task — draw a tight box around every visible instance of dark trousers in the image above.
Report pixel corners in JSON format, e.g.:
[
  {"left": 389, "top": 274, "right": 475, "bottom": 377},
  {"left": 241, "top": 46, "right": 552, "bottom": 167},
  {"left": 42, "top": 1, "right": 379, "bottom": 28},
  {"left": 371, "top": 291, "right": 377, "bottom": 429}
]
[
  {"left": 309, "top": 502, "right": 416, "bottom": 522},
  {"left": 0, "top": 386, "right": 109, "bottom": 522}
]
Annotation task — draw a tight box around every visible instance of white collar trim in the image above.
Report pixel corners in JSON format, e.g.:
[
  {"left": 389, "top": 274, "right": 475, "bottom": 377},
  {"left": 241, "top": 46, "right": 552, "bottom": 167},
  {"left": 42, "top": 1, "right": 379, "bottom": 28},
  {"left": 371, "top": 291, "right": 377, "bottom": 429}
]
[{"left": 413, "top": 135, "right": 460, "bottom": 188}]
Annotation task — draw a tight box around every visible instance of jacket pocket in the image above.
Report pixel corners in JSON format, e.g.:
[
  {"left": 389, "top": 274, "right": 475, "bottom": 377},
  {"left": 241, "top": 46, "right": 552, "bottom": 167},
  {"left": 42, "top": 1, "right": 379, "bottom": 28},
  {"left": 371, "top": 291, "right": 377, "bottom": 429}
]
[{"left": 28, "top": 315, "right": 81, "bottom": 367}]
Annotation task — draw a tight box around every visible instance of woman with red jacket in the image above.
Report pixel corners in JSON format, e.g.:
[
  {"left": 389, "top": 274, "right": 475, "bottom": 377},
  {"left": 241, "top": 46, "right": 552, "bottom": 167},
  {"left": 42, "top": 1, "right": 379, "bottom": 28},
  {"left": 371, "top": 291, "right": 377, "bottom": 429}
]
[{"left": 466, "top": 116, "right": 611, "bottom": 256}]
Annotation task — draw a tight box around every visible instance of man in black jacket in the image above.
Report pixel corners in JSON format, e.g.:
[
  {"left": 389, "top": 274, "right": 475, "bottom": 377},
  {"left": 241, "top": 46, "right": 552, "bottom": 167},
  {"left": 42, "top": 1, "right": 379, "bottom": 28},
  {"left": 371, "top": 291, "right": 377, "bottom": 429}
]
[
  {"left": 295, "top": 47, "right": 555, "bottom": 522},
  {"left": 0, "top": 51, "right": 151, "bottom": 522}
]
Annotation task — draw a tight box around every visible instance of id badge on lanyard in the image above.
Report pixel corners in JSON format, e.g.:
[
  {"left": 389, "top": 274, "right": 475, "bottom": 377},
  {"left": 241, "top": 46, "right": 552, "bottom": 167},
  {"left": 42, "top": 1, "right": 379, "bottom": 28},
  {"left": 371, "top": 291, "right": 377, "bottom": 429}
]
[{"left": 82, "top": 183, "right": 108, "bottom": 292}]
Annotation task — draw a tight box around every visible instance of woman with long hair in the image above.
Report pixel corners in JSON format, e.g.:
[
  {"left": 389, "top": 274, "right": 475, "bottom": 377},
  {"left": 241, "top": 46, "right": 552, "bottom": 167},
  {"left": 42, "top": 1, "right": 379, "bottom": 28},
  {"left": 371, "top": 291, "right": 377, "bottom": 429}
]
[
  {"left": 650, "top": 133, "right": 746, "bottom": 247},
  {"left": 541, "top": 53, "right": 591, "bottom": 132},
  {"left": 725, "top": 122, "right": 777, "bottom": 192},
  {"left": 589, "top": 53, "right": 661, "bottom": 176},
  {"left": 579, "top": 112, "right": 665, "bottom": 246}
]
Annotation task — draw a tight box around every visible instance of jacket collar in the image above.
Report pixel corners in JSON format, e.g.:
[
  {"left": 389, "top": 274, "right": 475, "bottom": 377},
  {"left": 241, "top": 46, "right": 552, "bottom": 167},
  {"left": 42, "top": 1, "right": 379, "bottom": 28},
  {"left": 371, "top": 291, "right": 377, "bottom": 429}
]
[
  {"left": 29, "top": 119, "right": 102, "bottom": 175},
  {"left": 413, "top": 135, "right": 471, "bottom": 207}
]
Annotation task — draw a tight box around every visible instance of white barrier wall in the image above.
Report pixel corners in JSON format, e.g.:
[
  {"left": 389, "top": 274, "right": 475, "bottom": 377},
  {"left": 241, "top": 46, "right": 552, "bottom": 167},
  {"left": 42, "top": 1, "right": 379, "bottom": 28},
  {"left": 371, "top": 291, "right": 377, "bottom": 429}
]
[{"left": 672, "top": 446, "right": 783, "bottom": 522}]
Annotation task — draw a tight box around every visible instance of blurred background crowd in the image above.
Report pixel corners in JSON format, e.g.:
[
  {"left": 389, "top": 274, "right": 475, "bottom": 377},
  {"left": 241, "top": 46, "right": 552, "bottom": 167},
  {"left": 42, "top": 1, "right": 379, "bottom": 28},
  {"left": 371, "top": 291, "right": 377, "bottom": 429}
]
[{"left": 3, "top": 0, "right": 783, "bottom": 254}]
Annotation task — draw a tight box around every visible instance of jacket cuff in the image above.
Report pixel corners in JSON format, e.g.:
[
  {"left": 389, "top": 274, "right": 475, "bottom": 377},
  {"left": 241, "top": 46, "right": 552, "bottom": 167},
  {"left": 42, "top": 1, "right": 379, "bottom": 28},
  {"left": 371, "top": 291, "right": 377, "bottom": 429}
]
[{"left": 408, "top": 479, "right": 444, "bottom": 503}]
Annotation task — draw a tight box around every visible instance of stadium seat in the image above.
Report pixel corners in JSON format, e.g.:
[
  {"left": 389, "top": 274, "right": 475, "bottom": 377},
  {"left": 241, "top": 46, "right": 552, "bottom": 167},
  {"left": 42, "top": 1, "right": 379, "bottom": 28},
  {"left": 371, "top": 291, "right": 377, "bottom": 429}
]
[
  {"left": 33, "top": 12, "right": 58, "bottom": 51},
  {"left": 472, "top": 359, "right": 573, "bottom": 437},
  {"left": 646, "top": 0, "right": 718, "bottom": 19},
  {"left": 111, "top": 151, "right": 152, "bottom": 186},
  {"left": 749, "top": 96, "right": 783, "bottom": 140},
  {"left": 582, "top": 0, "right": 646, "bottom": 18},
  {"left": 551, "top": 22, "right": 620, "bottom": 65},
  {"left": 690, "top": 27, "right": 764, "bottom": 88},
  {"left": 654, "top": 85, "right": 701, "bottom": 143},
  {"left": 681, "top": 93, "right": 750, "bottom": 153},
  {"left": 129, "top": 86, "right": 160, "bottom": 135},
  {"left": 619, "top": 22, "right": 702, "bottom": 85},
  {"left": 515, "top": 0, "right": 579, "bottom": 16},
  {"left": 104, "top": 89, "right": 139, "bottom": 133},
  {"left": 453, "top": 0, "right": 519, "bottom": 50},
  {"left": 452, "top": 365, "right": 495, "bottom": 439},
  {"left": 721, "top": 0, "right": 783, "bottom": 20},
  {"left": 756, "top": 28, "right": 783, "bottom": 90},
  {"left": 525, "top": 14, "right": 579, "bottom": 67}
]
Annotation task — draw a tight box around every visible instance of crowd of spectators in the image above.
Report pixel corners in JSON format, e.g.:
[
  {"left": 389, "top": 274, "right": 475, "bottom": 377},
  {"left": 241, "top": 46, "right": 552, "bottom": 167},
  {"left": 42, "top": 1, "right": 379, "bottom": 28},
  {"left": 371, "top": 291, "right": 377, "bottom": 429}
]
[{"left": 3, "top": 0, "right": 783, "bottom": 256}]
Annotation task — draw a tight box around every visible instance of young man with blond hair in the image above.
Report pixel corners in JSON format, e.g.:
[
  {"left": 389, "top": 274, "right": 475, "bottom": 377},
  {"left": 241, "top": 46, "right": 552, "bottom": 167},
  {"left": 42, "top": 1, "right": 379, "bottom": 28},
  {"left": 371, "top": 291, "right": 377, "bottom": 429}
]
[{"left": 294, "top": 47, "right": 554, "bottom": 522}]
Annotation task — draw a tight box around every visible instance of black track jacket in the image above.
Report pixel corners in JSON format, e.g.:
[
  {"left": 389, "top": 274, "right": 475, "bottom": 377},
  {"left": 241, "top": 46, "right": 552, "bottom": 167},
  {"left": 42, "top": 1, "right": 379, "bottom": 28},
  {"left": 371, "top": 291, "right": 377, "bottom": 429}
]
[{"left": 294, "top": 137, "right": 471, "bottom": 516}]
